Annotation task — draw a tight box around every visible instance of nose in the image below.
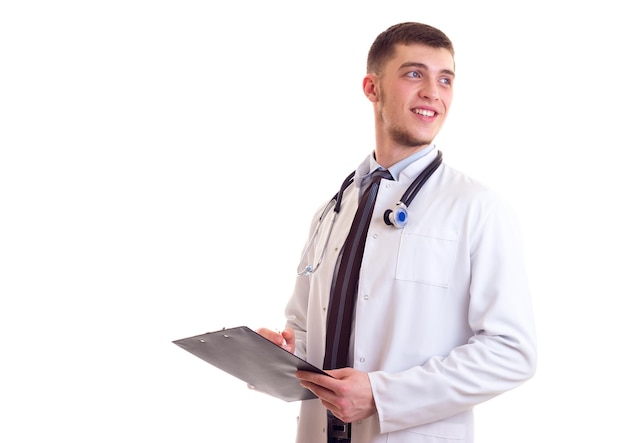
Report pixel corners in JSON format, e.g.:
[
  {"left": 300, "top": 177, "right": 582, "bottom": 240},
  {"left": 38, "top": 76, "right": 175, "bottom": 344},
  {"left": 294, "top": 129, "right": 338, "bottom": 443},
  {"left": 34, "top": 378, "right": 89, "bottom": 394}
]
[{"left": 419, "top": 79, "right": 439, "bottom": 100}]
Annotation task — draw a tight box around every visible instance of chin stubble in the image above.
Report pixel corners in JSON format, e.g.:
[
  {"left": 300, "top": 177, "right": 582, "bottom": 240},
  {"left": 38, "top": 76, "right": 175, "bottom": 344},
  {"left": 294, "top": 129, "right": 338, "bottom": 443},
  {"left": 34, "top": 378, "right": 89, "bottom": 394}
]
[
  {"left": 388, "top": 125, "right": 431, "bottom": 148},
  {"left": 379, "top": 89, "right": 432, "bottom": 148}
]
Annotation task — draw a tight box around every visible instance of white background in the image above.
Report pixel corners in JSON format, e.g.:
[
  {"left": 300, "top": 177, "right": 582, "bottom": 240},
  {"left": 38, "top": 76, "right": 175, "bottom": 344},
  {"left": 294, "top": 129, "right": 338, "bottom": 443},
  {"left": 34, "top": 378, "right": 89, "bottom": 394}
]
[{"left": 1, "top": 1, "right": 625, "bottom": 442}]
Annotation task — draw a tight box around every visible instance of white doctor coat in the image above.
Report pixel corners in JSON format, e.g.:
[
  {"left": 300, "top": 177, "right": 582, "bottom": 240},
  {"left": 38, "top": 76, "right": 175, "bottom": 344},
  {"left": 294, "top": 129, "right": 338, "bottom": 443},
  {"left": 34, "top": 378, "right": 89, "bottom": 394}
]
[{"left": 285, "top": 148, "right": 537, "bottom": 443}]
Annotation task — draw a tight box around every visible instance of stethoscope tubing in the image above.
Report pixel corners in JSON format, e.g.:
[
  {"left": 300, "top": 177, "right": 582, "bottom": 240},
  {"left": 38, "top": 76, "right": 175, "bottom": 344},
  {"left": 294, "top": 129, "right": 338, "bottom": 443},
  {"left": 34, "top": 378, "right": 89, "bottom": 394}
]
[
  {"left": 398, "top": 150, "right": 442, "bottom": 208},
  {"left": 296, "top": 151, "right": 443, "bottom": 275}
]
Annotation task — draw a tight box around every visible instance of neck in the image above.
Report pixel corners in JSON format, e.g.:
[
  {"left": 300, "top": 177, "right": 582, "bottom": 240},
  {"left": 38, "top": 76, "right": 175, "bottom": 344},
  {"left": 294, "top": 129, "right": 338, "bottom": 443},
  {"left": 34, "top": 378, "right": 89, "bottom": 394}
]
[{"left": 374, "top": 142, "right": 431, "bottom": 168}]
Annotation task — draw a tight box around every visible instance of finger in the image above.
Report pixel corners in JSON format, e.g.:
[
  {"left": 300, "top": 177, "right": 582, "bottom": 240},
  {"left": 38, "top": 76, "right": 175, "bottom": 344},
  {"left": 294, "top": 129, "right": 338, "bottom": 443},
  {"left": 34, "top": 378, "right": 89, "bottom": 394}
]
[
  {"left": 281, "top": 327, "right": 295, "bottom": 342},
  {"left": 326, "top": 368, "right": 353, "bottom": 379},
  {"left": 255, "top": 328, "right": 284, "bottom": 346},
  {"left": 296, "top": 371, "right": 339, "bottom": 392},
  {"left": 299, "top": 381, "right": 343, "bottom": 420},
  {"left": 299, "top": 379, "right": 336, "bottom": 402}
]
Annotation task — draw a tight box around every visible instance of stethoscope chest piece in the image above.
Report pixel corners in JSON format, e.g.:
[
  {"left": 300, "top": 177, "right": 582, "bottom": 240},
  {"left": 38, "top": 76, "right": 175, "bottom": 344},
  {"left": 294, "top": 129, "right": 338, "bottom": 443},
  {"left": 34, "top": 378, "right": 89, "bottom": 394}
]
[
  {"left": 384, "top": 203, "right": 409, "bottom": 228},
  {"left": 382, "top": 150, "right": 443, "bottom": 229},
  {"left": 297, "top": 151, "right": 442, "bottom": 275}
]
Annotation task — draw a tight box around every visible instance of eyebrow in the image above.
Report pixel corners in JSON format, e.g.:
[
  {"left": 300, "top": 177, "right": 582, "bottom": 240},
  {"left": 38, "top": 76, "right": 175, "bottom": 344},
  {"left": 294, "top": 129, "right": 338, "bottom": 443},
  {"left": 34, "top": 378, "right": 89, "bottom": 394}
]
[{"left": 399, "top": 62, "right": 456, "bottom": 78}]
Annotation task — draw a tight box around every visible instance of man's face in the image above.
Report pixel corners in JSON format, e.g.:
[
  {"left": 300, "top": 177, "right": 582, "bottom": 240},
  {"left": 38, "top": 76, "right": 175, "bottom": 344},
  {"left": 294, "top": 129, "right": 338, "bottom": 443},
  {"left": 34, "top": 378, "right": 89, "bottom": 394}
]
[{"left": 369, "top": 43, "right": 455, "bottom": 149}]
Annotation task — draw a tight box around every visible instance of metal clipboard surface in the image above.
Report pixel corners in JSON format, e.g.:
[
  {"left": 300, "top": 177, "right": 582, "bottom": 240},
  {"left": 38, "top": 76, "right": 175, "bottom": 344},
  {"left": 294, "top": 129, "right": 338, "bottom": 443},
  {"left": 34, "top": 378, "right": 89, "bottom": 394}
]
[{"left": 173, "top": 326, "right": 329, "bottom": 402}]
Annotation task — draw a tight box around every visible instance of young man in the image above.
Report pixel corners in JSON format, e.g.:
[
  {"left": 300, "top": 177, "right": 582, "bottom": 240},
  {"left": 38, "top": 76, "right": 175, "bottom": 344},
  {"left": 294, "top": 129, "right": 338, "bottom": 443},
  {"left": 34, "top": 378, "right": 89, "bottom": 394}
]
[{"left": 258, "top": 22, "right": 536, "bottom": 443}]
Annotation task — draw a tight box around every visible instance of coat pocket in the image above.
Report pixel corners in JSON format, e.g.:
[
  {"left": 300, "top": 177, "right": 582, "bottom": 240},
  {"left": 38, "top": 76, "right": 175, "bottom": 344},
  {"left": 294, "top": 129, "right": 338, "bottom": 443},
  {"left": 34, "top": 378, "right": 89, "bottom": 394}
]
[{"left": 395, "top": 227, "right": 458, "bottom": 287}]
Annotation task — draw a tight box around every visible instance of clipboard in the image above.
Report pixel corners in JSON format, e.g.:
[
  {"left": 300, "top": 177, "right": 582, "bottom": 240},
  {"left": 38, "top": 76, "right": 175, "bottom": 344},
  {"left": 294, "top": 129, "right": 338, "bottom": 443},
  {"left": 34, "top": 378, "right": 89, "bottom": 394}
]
[{"left": 172, "top": 326, "right": 330, "bottom": 402}]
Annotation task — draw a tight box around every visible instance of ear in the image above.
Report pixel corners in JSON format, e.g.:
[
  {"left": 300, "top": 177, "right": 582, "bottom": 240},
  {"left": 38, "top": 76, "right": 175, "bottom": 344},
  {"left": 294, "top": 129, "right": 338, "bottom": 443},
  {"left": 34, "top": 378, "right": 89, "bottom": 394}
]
[{"left": 362, "top": 74, "right": 379, "bottom": 103}]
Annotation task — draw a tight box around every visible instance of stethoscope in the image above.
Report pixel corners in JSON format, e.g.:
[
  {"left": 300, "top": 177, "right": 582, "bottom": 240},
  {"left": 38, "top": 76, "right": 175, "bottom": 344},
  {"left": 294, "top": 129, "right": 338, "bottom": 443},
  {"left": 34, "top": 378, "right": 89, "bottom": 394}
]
[{"left": 297, "top": 151, "right": 443, "bottom": 276}]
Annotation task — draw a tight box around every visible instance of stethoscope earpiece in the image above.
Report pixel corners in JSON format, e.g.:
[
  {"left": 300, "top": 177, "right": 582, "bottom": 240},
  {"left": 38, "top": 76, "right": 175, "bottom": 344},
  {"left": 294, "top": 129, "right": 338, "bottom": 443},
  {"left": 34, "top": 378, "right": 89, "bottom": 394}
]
[{"left": 384, "top": 203, "right": 409, "bottom": 228}]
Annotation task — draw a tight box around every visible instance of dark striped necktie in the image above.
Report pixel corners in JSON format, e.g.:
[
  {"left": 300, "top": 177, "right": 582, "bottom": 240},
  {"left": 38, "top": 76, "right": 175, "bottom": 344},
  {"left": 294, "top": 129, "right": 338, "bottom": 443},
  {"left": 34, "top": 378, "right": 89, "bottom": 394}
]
[{"left": 323, "top": 168, "right": 393, "bottom": 370}]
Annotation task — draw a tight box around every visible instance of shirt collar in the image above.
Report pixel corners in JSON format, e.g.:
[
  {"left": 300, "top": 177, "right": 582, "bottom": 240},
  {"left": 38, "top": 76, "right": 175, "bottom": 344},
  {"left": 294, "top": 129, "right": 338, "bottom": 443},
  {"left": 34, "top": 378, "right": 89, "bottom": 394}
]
[{"left": 361, "top": 143, "right": 436, "bottom": 183}]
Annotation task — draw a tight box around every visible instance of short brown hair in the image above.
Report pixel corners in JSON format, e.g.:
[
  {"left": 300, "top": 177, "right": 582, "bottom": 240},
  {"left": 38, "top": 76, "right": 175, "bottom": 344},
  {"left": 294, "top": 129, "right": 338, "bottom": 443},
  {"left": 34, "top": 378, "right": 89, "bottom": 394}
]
[{"left": 366, "top": 22, "right": 454, "bottom": 74}]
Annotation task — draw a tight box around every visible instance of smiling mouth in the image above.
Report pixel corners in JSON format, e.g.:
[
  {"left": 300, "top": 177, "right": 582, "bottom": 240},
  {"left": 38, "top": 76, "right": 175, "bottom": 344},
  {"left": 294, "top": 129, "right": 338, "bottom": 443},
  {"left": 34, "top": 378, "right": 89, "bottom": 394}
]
[{"left": 413, "top": 108, "right": 436, "bottom": 117}]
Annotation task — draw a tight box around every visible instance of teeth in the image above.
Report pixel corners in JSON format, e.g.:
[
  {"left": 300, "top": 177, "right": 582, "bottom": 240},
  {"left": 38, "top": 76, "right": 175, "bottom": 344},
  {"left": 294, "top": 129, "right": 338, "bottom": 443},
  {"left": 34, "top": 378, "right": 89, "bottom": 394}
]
[{"left": 414, "top": 109, "right": 435, "bottom": 117}]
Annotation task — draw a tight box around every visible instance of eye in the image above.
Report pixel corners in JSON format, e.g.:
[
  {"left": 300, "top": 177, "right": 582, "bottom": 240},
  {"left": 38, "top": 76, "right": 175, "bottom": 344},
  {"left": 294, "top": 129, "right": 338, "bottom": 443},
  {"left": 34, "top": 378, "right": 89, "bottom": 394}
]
[
  {"left": 439, "top": 77, "right": 452, "bottom": 86},
  {"left": 406, "top": 71, "right": 421, "bottom": 79}
]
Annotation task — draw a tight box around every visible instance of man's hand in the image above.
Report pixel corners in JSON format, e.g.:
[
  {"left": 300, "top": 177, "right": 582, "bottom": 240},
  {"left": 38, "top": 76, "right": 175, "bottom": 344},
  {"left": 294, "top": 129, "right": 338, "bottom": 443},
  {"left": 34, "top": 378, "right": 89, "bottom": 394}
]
[
  {"left": 296, "top": 368, "right": 376, "bottom": 423},
  {"left": 255, "top": 327, "right": 296, "bottom": 354}
]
